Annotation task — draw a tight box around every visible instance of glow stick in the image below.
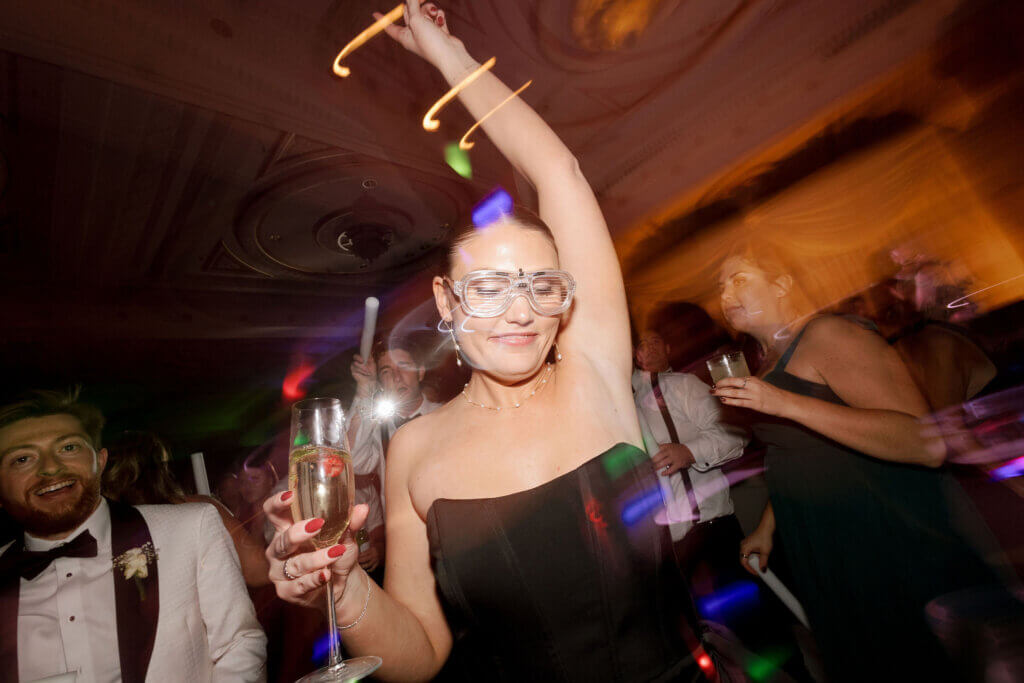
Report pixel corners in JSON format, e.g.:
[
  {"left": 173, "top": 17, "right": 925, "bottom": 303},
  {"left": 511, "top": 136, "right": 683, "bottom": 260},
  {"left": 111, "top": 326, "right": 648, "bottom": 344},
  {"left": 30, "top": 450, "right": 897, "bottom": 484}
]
[
  {"left": 332, "top": 4, "right": 405, "bottom": 78},
  {"left": 360, "top": 297, "right": 380, "bottom": 360},
  {"left": 190, "top": 452, "right": 211, "bottom": 496},
  {"left": 748, "top": 553, "right": 810, "bottom": 628}
]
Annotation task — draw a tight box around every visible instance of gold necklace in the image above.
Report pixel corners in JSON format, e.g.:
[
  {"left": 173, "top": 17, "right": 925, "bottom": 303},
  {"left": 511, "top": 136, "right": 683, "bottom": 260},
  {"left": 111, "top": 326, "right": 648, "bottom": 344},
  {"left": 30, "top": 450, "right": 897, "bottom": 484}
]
[{"left": 461, "top": 363, "right": 554, "bottom": 411}]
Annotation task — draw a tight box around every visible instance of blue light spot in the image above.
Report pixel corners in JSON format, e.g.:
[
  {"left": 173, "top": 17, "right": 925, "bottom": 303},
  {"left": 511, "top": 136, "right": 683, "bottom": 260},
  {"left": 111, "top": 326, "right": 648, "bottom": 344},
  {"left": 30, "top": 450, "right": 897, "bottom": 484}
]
[
  {"left": 312, "top": 631, "right": 332, "bottom": 664},
  {"left": 991, "top": 453, "right": 1024, "bottom": 481},
  {"left": 472, "top": 187, "right": 513, "bottom": 228},
  {"left": 697, "top": 581, "right": 760, "bottom": 621},
  {"left": 621, "top": 486, "right": 664, "bottom": 526}
]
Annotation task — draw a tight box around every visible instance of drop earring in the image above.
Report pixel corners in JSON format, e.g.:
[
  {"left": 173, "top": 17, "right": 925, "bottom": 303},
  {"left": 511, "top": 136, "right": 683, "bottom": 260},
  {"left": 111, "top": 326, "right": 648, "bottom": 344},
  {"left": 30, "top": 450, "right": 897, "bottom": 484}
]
[
  {"left": 554, "top": 343, "right": 563, "bottom": 362},
  {"left": 449, "top": 324, "right": 463, "bottom": 367}
]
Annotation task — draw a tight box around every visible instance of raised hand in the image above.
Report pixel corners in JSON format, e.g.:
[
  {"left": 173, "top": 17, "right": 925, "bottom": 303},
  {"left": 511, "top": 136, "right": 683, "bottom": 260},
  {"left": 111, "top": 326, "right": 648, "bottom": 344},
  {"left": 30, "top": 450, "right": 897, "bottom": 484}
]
[
  {"left": 264, "top": 490, "right": 370, "bottom": 609},
  {"left": 351, "top": 353, "right": 378, "bottom": 399},
  {"left": 376, "top": 0, "right": 465, "bottom": 66}
]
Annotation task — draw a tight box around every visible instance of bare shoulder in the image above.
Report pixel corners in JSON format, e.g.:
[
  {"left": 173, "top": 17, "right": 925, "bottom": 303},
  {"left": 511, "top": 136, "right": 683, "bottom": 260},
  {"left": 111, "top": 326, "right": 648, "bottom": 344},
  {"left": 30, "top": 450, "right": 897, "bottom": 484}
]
[
  {"left": 386, "top": 400, "right": 458, "bottom": 477},
  {"left": 801, "top": 316, "right": 885, "bottom": 358}
]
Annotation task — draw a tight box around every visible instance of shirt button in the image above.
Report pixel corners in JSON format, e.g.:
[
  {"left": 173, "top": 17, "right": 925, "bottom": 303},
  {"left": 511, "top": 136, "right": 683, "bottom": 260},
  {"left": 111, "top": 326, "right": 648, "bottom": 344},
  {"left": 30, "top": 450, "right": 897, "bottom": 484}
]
[{"left": 69, "top": 616, "right": 75, "bottom": 622}]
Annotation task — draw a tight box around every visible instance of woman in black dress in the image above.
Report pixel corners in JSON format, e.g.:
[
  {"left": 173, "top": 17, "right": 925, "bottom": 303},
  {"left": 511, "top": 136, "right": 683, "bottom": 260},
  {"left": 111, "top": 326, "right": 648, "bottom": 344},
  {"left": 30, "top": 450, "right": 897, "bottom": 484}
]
[
  {"left": 261, "top": 2, "right": 702, "bottom": 680},
  {"left": 712, "top": 246, "right": 1000, "bottom": 682}
]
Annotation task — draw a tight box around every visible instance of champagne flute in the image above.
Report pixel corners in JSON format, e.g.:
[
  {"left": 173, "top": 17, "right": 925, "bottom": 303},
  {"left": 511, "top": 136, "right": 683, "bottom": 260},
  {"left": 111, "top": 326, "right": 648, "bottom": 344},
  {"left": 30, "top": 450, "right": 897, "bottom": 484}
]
[{"left": 289, "top": 398, "right": 382, "bottom": 682}]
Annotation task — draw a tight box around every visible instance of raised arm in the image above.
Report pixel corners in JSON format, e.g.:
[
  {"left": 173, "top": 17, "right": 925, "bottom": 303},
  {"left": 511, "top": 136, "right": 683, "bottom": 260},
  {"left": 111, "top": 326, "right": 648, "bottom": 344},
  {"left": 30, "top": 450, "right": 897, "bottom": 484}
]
[{"left": 380, "top": 1, "right": 632, "bottom": 375}]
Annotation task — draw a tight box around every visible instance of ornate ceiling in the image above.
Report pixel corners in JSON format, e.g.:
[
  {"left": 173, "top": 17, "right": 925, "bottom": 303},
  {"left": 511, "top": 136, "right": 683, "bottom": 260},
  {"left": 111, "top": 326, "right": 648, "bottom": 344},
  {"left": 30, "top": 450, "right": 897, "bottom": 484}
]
[{"left": 0, "top": 0, "right": 989, "bottom": 374}]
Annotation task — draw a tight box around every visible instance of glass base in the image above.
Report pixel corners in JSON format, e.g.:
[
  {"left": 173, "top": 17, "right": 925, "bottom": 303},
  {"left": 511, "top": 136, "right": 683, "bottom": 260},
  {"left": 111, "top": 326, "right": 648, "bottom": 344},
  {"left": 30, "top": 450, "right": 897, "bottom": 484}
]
[{"left": 295, "top": 656, "right": 382, "bottom": 682}]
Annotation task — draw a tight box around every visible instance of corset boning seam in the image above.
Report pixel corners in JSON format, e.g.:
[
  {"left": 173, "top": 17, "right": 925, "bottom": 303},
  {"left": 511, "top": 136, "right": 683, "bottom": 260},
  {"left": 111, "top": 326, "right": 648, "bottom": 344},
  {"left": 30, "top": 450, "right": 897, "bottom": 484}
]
[
  {"left": 578, "top": 465, "right": 623, "bottom": 682},
  {"left": 485, "top": 498, "right": 570, "bottom": 681}
]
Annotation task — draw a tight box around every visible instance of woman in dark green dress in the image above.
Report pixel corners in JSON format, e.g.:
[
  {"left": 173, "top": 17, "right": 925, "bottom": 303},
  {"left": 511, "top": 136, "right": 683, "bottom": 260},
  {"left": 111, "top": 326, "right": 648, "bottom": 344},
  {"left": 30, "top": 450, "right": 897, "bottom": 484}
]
[{"left": 711, "top": 246, "right": 1000, "bottom": 682}]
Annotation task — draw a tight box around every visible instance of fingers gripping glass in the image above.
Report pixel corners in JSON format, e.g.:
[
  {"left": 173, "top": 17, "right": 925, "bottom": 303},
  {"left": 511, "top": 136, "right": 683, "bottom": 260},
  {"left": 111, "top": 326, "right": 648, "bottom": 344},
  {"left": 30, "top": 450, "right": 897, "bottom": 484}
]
[{"left": 446, "top": 269, "right": 576, "bottom": 317}]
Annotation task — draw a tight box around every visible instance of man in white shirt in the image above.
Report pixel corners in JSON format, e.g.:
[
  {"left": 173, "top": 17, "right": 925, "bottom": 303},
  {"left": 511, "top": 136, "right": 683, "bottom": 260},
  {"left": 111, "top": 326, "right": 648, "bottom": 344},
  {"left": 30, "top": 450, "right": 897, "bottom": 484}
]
[
  {"left": 346, "top": 339, "right": 440, "bottom": 579},
  {"left": 0, "top": 388, "right": 266, "bottom": 682},
  {"left": 633, "top": 329, "right": 747, "bottom": 597}
]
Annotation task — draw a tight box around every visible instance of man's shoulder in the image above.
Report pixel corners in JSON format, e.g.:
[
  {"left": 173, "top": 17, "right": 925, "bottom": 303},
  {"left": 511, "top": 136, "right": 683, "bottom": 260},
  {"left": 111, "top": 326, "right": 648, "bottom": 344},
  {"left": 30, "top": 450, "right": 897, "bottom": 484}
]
[
  {"left": 663, "top": 371, "right": 710, "bottom": 392},
  {"left": 137, "top": 502, "right": 219, "bottom": 536}
]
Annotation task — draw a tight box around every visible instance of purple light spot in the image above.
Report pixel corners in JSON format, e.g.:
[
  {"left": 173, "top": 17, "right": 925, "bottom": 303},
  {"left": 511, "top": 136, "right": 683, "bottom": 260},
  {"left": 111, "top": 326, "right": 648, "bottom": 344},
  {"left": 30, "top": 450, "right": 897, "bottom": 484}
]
[{"left": 472, "top": 187, "right": 513, "bottom": 228}]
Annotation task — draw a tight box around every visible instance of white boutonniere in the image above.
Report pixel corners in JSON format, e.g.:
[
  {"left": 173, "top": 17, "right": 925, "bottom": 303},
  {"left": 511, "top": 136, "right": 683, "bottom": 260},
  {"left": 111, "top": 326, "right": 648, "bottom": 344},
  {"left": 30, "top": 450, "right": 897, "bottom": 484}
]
[{"left": 113, "top": 542, "right": 157, "bottom": 600}]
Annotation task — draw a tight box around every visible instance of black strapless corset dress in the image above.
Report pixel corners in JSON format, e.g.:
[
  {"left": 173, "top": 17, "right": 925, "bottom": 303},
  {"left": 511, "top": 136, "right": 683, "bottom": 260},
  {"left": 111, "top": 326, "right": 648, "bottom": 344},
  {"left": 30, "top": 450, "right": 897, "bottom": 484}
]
[{"left": 426, "top": 443, "right": 702, "bottom": 682}]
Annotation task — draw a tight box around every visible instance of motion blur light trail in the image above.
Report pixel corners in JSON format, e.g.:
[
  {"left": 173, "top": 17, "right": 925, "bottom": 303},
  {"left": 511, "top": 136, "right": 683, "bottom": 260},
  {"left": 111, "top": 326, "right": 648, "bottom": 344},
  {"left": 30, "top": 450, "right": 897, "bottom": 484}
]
[
  {"left": 947, "top": 274, "right": 1024, "bottom": 309},
  {"left": 472, "top": 187, "right": 514, "bottom": 228},
  {"left": 991, "top": 454, "right": 1024, "bottom": 481},
  {"left": 423, "top": 57, "right": 496, "bottom": 131},
  {"left": 621, "top": 486, "right": 664, "bottom": 526},
  {"left": 697, "top": 580, "right": 760, "bottom": 622},
  {"left": 282, "top": 362, "right": 316, "bottom": 401},
  {"left": 459, "top": 80, "right": 532, "bottom": 150},
  {"left": 332, "top": 4, "right": 405, "bottom": 78}
]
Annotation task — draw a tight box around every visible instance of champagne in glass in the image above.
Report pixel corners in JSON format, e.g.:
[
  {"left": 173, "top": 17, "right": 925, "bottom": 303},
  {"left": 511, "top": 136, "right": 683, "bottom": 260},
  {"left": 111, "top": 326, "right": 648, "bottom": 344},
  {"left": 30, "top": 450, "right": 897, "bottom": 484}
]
[
  {"left": 289, "top": 398, "right": 381, "bottom": 683},
  {"left": 706, "top": 351, "right": 751, "bottom": 385},
  {"left": 289, "top": 444, "right": 354, "bottom": 549}
]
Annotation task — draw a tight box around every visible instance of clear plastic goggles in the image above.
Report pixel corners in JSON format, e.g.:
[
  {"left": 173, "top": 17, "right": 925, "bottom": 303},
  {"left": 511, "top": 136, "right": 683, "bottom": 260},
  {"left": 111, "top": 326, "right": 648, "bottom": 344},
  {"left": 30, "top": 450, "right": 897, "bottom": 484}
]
[{"left": 447, "top": 268, "right": 576, "bottom": 318}]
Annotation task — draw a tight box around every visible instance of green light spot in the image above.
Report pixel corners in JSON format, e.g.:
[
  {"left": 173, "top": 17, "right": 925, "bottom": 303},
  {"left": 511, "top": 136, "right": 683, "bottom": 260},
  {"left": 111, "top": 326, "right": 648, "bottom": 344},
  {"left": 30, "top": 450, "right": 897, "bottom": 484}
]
[
  {"left": 747, "top": 648, "right": 788, "bottom": 681},
  {"left": 293, "top": 433, "right": 310, "bottom": 447},
  {"left": 445, "top": 143, "right": 472, "bottom": 179},
  {"left": 601, "top": 443, "right": 645, "bottom": 480}
]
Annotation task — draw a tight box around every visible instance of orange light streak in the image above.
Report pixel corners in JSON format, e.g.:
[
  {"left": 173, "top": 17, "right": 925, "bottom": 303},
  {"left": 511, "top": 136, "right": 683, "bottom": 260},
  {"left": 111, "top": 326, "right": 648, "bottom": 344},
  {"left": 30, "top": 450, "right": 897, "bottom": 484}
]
[
  {"left": 459, "top": 80, "right": 532, "bottom": 150},
  {"left": 332, "top": 4, "right": 405, "bottom": 78},
  {"left": 423, "top": 57, "right": 497, "bottom": 132}
]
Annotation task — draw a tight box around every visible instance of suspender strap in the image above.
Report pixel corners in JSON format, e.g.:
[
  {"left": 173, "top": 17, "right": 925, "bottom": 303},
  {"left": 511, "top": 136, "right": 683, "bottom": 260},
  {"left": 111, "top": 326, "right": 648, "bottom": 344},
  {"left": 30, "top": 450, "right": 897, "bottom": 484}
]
[{"left": 649, "top": 372, "right": 701, "bottom": 522}]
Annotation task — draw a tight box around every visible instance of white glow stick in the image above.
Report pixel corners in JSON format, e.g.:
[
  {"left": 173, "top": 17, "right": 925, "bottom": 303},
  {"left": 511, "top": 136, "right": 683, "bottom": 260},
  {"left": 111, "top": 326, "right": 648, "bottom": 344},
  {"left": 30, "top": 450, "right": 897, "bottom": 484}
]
[
  {"left": 748, "top": 553, "right": 810, "bottom": 628},
  {"left": 190, "top": 452, "right": 211, "bottom": 495},
  {"left": 360, "top": 297, "right": 379, "bottom": 360}
]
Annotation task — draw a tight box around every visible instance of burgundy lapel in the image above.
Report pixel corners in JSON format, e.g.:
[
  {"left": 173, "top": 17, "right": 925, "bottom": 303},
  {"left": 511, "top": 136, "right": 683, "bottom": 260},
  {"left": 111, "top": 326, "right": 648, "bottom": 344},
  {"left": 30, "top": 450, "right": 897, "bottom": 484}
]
[
  {"left": 0, "top": 539, "right": 23, "bottom": 682},
  {"left": 108, "top": 500, "right": 160, "bottom": 683}
]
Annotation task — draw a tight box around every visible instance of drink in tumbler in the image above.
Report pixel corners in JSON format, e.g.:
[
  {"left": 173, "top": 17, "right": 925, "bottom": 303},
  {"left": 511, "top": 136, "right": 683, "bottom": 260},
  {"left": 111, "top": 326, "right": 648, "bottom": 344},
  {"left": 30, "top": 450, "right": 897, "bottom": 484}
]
[
  {"left": 706, "top": 351, "right": 751, "bottom": 384},
  {"left": 289, "top": 445, "right": 354, "bottom": 548}
]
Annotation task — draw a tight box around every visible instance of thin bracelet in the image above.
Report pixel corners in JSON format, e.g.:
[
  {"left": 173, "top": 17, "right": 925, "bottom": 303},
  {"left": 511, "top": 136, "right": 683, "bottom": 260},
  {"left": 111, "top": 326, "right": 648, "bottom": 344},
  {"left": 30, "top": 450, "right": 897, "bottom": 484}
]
[{"left": 339, "top": 572, "right": 371, "bottom": 630}]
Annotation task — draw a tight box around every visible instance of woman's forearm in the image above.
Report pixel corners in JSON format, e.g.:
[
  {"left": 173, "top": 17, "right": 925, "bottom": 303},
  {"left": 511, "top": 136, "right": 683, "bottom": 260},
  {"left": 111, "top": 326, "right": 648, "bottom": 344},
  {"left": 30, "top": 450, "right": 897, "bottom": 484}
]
[
  {"left": 758, "top": 502, "right": 775, "bottom": 534},
  {"left": 332, "top": 568, "right": 446, "bottom": 681},
  {"left": 432, "top": 47, "right": 576, "bottom": 192},
  {"left": 783, "top": 392, "right": 941, "bottom": 466}
]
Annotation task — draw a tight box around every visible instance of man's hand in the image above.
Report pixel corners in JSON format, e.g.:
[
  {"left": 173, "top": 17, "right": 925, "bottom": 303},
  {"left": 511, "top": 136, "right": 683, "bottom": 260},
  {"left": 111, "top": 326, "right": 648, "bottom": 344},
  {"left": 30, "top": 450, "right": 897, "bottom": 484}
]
[
  {"left": 351, "top": 354, "right": 378, "bottom": 399},
  {"left": 651, "top": 443, "right": 695, "bottom": 476}
]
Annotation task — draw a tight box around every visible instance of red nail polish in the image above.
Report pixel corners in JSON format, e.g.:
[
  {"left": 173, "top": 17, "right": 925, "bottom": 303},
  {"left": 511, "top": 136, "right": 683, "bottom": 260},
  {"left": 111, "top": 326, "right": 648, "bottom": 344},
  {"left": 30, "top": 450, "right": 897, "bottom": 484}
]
[
  {"left": 327, "top": 544, "right": 345, "bottom": 558},
  {"left": 281, "top": 491, "right": 293, "bottom": 502},
  {"left": 436, "top": 15, "right": 444, "bottom": 26},
  {"left": 305, "top": 518, "right": 325, "bottom": 533},
  {"left": 320, "top": 570, "right": 329, "bottom": 584}
]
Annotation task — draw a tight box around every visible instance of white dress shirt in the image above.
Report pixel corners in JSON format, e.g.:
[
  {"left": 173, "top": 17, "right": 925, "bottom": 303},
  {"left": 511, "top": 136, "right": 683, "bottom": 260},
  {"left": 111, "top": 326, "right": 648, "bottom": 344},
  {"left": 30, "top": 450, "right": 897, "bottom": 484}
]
[
  {"left": 18, "top": 500, "right": 121, "bottom": 683},
  {"left": 633, "top": 369, "right": 747, "bottom": 541},
  {"left": 3, "top": 500, "right": 266, "bottom": 683},
  {"left": 346, "top": 396, "right": 440, "bottom": 531}
]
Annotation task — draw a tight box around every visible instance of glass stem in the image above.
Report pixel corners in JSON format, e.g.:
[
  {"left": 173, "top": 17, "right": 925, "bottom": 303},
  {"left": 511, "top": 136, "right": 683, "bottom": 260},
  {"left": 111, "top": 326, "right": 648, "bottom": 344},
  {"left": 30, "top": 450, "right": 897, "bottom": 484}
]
[{"left": 326, "top": 580, "right": 343, "bottom": 668}]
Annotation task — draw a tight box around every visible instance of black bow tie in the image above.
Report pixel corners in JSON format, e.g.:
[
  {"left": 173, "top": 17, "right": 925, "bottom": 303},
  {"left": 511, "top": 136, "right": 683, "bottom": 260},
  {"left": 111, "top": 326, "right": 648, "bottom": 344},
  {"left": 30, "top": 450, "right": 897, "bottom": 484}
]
[{"left": 14, "top": 530, "right": 98, "bottom": 580}]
